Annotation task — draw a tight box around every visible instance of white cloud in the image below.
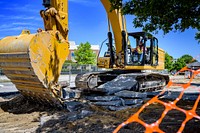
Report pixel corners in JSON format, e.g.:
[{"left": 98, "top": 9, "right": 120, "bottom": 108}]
[
  {"left": 68, "top": 0, "right": 96, "bottom": 6},
  {"left": 0, "top": 27, "right": 27, "bottom": 32},
  {"left": 0, "top": 26, "right": 36, "bottom": 32},
  {"left": 0, "top": 23, "right": 41, "bottom": 38},
  {"left": 12, "top": 16, "right": 41, "bottom": 21},
  {"left": 3, "top": 4, "right": 39, "bottom": 13},
  {"left": 11, "top": 22, "right": 38, "bottom": 26},
  {"left": 69, "top": 0, "right": 89, "bottom": 3},
  {"left": 0, "top": 15, "right": 42, "bottom": 21},
  {"left": 0, "top": 21, "right": 40, "bottom": 33}
]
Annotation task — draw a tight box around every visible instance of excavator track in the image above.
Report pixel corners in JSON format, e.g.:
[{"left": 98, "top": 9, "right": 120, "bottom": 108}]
[
  {"left": 75, "top": 71, "right": 169, "bottom": 93},
  {"left": 75, "top": 71, "right": 169, "bottom": 110}
]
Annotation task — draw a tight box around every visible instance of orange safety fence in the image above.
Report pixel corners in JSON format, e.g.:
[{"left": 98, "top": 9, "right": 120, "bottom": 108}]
[{"left": 113, "top": 61, "right": 200, "bottom": 133}]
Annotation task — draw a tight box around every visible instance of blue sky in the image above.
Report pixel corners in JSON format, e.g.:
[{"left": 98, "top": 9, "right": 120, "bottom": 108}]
[{"left": 0, "top": 0, "right": 199, "bottom": 60}]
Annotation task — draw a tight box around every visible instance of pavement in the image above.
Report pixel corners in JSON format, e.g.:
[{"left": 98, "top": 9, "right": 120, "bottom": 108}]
[
  {"left": 0, "top": 74, "right": 199, "bottom": 95},
  {"left": 59, "top": 74, "right": 76, "bottom": 87},
  {"left": 167, "top": 75, "right": 200, "bottom": 93},
  {"left": 0, "top": 75, "right": 77, "bottom": 94}
]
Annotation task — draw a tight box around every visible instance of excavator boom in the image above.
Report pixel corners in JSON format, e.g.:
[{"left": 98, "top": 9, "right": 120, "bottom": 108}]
[
  {"left": 40, "top": 0, "right": 68, "bottom": 40},
  {"left": 101, "top": 0, "right": 125, "bottom": 54}
]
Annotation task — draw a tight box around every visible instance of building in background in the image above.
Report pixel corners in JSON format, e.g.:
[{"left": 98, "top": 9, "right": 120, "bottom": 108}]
[{"left": 67, "top": 41, "right": 100, "bottom": 62}]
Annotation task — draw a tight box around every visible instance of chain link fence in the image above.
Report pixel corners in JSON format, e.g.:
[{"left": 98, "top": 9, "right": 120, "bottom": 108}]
[
  {"left": 61, "top": 63, "right": 99, "bottom": 75},
  {"left": 0, "top": 64, "right": 100, "bottom": 76}
]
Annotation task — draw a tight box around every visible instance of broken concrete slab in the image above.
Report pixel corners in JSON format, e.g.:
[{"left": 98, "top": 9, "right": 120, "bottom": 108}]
[
  {"left": 145, "top": 91, "right": 168, "bottom": 98},
  {"left": 93, "top": 100, "right": 122, "bottom": 106},
  {"left": 123, "top": 99, "right": 144, "bottom": 105},
  {"left": 86, "top": 96, "right": 120, "bottom": 101},
  {"left": 115, "top": 90, "right": 147, "bottom": 99},
  {"left": 62, "top": 89, "right": 81, "bottom": 99},
  {"left": 96, "top": 75, "right": 137, "bottom": 95},
  {"left": 64, "top": 101, "right": 84, "bottom": 112},
  {"left": 107, "top": 104, "right": 142, "bottom": 111}
]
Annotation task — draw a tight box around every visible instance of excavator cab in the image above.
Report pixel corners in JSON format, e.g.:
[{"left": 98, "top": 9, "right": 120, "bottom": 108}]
[
  {"left": 126, "top": 32, "right": 159, "bottom": 66},
  {"left": 98, "top": 31, "right": 165, "bottom": 71},
  {"left": 97, "top": 0, "right": 165, "bottom": 71}
]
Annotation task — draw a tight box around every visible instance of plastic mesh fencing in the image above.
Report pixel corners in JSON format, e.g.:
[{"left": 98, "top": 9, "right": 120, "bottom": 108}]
[{"left": 113, "top": 62, "right": 200, "bottom": 133}]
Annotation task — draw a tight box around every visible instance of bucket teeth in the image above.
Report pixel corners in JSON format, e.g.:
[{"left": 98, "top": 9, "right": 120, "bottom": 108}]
[{"left": 0, "top": 52, "right": 62, "bottom": 106}]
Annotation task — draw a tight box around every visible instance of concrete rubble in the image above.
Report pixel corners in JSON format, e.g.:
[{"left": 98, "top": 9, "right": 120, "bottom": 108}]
[
  {"left": 1, "top": 74, "right": 199, "bottom": 112},
  {"left": 0, "top": 75, "right": 200, "bottom": 132},
  {"left": 96, "top": 75, "right": 138, "bottom": 94}
]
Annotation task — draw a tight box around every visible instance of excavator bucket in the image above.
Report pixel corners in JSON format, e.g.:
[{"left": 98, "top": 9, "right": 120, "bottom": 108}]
[{"left": 0, "top": 30, "right": 69, "bottom": 105}]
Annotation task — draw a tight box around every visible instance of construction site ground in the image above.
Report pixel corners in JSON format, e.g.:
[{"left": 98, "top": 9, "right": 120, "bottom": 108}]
[{"left": 0, "top": 75, "right": 200, "bottom": 133}]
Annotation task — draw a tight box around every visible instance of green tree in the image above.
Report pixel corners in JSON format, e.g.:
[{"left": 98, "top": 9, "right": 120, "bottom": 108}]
[
  {"left": 74, "top": 42, "right": 96, "bottom": 65},
  {"left": 164, "top": 52, "right": 173, "bottom": 71},
  {"left": 109, "top": 0, "right": 200, "bottom": 42},
  {"left": 180, "top": 54, "right": 196, "bottom": 64},
  {"left": 195, "top": 32, "right": 200, "bottom": 43},
  {"left": 172, "top": 58, "right": 186, "bottom": 71}
]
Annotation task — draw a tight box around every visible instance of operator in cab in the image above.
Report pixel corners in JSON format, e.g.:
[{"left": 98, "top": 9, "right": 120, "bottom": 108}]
[{"left": 133, "top": 41, "right": 147, "bottom": 64}]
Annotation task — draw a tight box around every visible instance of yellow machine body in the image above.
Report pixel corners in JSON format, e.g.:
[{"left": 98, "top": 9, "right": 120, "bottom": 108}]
[
  {"left": 98, "top": 48, "right": 165, "bottom": 70},
  {"left": 98, "top": 0, "right": 166, "bottom": 71},
  {"left": 0, "top": 31, "right": 69, "bottom": 104}
]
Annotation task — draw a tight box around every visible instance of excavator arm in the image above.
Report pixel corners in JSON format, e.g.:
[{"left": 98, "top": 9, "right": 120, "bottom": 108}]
[
  {"left": 99, "top": 0, "right": 129, "bottom": 68},
  {"left": 40, "top": 0, "right": 69, "bottom": 40},
  {"left": 101, "top": 0, "right": 125, "bottom": 54}
]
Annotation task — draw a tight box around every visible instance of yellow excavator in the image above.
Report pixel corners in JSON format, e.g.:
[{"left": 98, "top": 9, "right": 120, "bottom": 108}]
[
  {"left": 0, "top": 0, "right": 169, "bottom": 106},
  {"left": 75, "top": 1, "right": 169, "bottom": 93}
]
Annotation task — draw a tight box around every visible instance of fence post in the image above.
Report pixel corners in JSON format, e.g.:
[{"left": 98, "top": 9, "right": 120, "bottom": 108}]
[
  {"left": 68, "top": 63, "right": 72, "bottom": 84},
  {"left": 77, "top": 65, "right": 82, "bottom": 74}
]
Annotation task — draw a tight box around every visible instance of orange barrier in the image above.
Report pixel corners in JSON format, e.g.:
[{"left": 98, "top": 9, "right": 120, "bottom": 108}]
[{"left": 113, "top": 64, "right": 200, "bottom": 133}]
